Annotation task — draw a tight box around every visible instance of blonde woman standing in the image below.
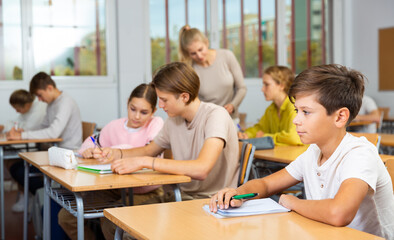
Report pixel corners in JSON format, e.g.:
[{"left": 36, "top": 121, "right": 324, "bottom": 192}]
[{"left": 178, "top": 25, "right": 247, "bottom": 119}]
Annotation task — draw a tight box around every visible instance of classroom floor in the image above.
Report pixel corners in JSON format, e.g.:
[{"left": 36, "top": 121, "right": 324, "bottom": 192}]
[{"left": 4, "top": 180, "right": 36, "bottom": 240}]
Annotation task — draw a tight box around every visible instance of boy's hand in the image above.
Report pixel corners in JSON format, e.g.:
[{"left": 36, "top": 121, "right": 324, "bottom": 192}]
[
  {"left": 111, "top": 156, "right": 146, "bottom": 174},
  {"left": 209, "top": 188, "right": 243, "bottom": 213},
  {"left": 278, "top": 194, "right": 298, "bottom": 210},
  {"left": 6, "top": 128, "right": 22, "bottom": 140},
  {"left": 238, "top": 132, "right": 249, "bottom": 139},
  {"left": 92, "top": 147, "right": 121, "bottom": 163}
]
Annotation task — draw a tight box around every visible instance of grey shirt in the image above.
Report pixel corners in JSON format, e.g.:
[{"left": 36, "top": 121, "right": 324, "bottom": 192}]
[
  {"left": 193, "top": 49, "right": 247, "bottom": 118},
  {"left": 22, "top": 92, "right": 82, "bottom": 149}
]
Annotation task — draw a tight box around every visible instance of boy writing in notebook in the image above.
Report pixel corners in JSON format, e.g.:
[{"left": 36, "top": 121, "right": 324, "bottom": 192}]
[{"left": 210, "top": 64, "right": 394, "bottom": 239}]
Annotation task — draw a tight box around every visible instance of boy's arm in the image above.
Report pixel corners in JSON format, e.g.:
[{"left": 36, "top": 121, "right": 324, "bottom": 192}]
[
  {"left": 279, "top": 178, "right": 369, "bottom": 227},
  {"left": 111, "top": 137, "right": 225, "bottom": 179}
]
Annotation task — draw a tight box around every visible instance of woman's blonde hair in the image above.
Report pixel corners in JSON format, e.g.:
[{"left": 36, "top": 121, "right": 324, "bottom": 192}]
[
  {"left": 264, "top": 66, "right": 295, "bottom": 94},
  {"left": 178, "top": 25, "right": 208, "bottom": 65}
]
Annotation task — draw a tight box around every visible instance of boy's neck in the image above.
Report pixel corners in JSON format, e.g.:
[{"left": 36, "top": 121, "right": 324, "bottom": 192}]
[
  {"left": 50, "top": 89, "right": 62, "bottom": 103},
  {"left": 317, "top": 129, "right": 347, "bottom": 166},
  {"left": 182, "top": 98, "right": 201, "bottom": 123}
]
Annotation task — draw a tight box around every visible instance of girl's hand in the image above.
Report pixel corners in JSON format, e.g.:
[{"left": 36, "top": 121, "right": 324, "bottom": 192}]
[
  {"left": 278, "top": 194, "right": 298, "bottom": 210},
  {"left": 111, "top": 156, "right": 146, "bottom": 174},
  {"left": 209, "top": 188, "right": 242, "bottom": 213},
  {"left": 256, "top": 131, "right": 265, "bottom": 138},
  {"left": 82, "top": 148, "right": 95, "bottom": 159},
  {"left": 224, "top": 104, "right": 234, "bottom": 114},
  {"left": 92, "top": 147, "right": 121, "bottom": 163},
  {"left": 238, "top": 132, "right": 249, "bottom": 139}
]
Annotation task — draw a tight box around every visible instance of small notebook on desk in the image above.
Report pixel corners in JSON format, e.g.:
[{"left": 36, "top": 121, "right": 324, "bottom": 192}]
[
  {"left": 77, "top": 164, "right": 113, "bottom": 174},
  {"left": 203, "top": 198, "right": 290, "bottom": 218}
]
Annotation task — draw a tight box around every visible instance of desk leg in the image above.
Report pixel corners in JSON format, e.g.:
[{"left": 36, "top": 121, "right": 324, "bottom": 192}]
[
  {"left": 114, "top": 227, "right": 124, "bottom": 240},
  {"left": 74, "top": 192, "right": 85, "bottom": 240},
  {"left": 0, "top": 146, "right": 4, "bottom": 240},
  {"left": 23, "top": 161, "right": 30, "bottom": 240},
  {"left": 43, "top": 176, "right": 51, "bottom": 240},
  {"left": 172, "top": 184, "right": 182, "bottom": 202}
]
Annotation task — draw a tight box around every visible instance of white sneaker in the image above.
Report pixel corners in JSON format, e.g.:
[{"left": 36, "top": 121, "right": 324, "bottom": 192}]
[{"left": 12, "top": 192, "right": 25, "bottom": 212}]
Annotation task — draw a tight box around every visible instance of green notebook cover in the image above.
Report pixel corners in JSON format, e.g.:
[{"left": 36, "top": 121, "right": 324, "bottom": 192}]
[{"left": 77, "top": 164, "right": 113, "bottom": 174}]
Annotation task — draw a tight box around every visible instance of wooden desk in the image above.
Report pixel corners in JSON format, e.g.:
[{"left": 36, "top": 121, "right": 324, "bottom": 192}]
[
  {"left": 0, "top": 137, "right": 61, "bottom": 240},
  {"left": 348, "top": 120, "right": 374, "bottom": 127},
  {"left": 104, "top": 199, "right": 383, "bottom": 240},
  {"left": 19, "top": 151, "right": 191, "bottom": 240},
  {"left": 379, "top": 133, "right": 394, "bottom": 147},
  {"left": 254, "top": 145, "right": 309, "bottom": 164}
]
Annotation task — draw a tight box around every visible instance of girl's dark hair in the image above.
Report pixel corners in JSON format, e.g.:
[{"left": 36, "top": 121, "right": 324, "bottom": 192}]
[
  {"left": 9, "top": 89, "right": 35, "bottom": 106},
  {"left": 128, "top": 83, "right": 157, "bottom": 111},
  {"left": 151, "top": 62, "right": 200, "bottom": 105},
  {"left": 288, "top": 64, "right": 365, "bottom": 124}
]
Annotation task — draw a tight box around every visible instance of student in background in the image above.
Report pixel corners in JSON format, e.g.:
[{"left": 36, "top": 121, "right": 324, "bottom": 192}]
[
  {"left": 210, "top": 64, "right": 394, "bottom": 239},
  {"left": 0, "top": 89, "right": 46, "bottom": 133},
  {"left": 7, "top": 72, "right": 82, "bottom": 212},
  {"left": 6, "top": 72, "right": 82, "bottom": 149},
  {"left": 58, "top": 83, "right": 165, "bottom": 240},
  {"left": 178, "top": 25, "right": 247, "bottom": 120},
  {"left": 94, "top": 62, "right": 240, "bottom": 239},
  {"left": 348, "top": 95, "right": 380, "bottom": 133},
  {"left": 238, "top": 66, "right": 303, "bottom": 146},
  {"left": 0, "top": 89, "right": 46, "bottom": 212}
]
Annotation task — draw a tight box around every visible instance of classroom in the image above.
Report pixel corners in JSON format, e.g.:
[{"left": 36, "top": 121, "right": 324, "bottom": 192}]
[{"left": 0, "top": 0, "right": 394, "bottom": 239}]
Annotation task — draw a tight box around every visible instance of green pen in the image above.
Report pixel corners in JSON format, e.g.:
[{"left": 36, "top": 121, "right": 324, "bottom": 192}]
[{"left": 231, "top": 193, "right": 259, "bottom": 200}]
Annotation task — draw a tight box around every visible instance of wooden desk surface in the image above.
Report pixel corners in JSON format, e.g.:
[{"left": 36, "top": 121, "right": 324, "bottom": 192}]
[
  {"left": 18, "top": 151, "right": 191, "bottom": 192},
  {"left": 104, "top": 199, "right": 383, "bottom": 240},
  {"left": 254, "top": 145, "right": 309, "bottom": 164},
  {"left": 348, "top": 120, "right": 374, "bottom": 127},
  {"left": 379, "top": 133, "right": 394, "bottom": 147},
  {"left": 0, "top": 136, "right": 62, "bottom": 145}
]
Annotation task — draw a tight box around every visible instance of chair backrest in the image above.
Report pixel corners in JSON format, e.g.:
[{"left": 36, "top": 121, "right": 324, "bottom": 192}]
[
  {"left": 385, "top": 158, "right": 394, "bottom": 192},
  {"left": 82, "top": 121, "right": 97, "bottom": 141},
  {"left": 378, "top": 107, "right": 390, "bottom": 120},
  {"left": 238, "top": 141, "right": 256, "bottom": 186},
  {"left": 349, "top": 132, "right": 380, "bottom": 149}
]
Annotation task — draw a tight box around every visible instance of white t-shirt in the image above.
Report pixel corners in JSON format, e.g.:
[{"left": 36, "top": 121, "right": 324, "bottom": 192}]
[{"left": 286, "top": 133, "right": 394, "bottom": 239}]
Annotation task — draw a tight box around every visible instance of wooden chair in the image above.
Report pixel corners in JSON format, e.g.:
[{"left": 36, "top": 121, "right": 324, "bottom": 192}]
[
  {"left": 378, "top": 107, "right": 390, "bottom": 133},
  {"left": 385, "top": 158, "right": 394, "bottom": 191},
  {"left": 82, "top": 121, "right": 97, "bottom": 141},
  {"left": 238, "top": 141, "right": 256, "bottom": 186},
  {"left": 349, "top": 132, "right": 380, "bottom": 149}
]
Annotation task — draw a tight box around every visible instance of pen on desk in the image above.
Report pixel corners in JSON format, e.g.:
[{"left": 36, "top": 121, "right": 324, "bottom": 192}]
[
  {"left": 90, "top": 136, "right": 103, "bottom": 151},
  {"left": 216, "top": 193, "right": 259, "bottom": 202}
]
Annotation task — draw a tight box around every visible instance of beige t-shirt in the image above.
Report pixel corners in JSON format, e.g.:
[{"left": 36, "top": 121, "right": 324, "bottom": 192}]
[
  {"left": 154, "top": 102, "right": 240, "bottom": 197},
  {"left": 193, "top": 49, "right": 246, "bottom": 118}
]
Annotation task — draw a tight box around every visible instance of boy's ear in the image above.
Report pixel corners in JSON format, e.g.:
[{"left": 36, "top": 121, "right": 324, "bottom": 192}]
[
  {"left": 335, "top": 107, "right": 350, "bottom": 128},
  {"left": 46, "top": 85, "right": 54, "bottom": 92},
  {"left": 180, "top": 93, "right": 190, "bottom": 103}
]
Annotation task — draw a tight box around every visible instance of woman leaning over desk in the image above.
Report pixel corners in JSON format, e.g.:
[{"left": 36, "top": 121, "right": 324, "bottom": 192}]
[
  {"left": 178, "top": 25, "right": 247, "bottom": 120},
  {"left": 238, "top": 66, "right": 303, "bottom": 146}
]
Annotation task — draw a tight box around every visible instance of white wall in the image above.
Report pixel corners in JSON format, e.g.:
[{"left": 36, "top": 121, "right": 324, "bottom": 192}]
[{"left": 341, "top": 0, "right": 394, "bottom": 115}]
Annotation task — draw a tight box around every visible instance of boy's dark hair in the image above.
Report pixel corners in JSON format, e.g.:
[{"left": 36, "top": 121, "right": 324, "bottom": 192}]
[
  {"left": 9, "top": 89, "right": 35, "bottom": 107},
  {"left": 151, "top": 62, "right": 200, "bottom": 105},
  {"left": 29, "top": 72, "right": 56, "bottom": 94},
  {"left": 128, "top": 83, "right": 157, "bottom": 111},
  {"left": 288, "top": 64, "right": 365, "bottom": 124}
]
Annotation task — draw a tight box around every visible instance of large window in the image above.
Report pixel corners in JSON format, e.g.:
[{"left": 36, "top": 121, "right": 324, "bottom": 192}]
[
  {"left": 150, "top": 0, "right": 331, "bottom": 77},
  {"left": 0, "top": 0, "right": 112, "bottom": 81},
  {"left": 150, "top": 0, "right": 211, "bottom": 73},
  {"left": 0, "top": 0, "right": 23, "bottom": 80}
]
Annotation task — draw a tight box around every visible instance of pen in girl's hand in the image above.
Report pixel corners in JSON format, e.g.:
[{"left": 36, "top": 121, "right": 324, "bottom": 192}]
[
  {"left": 237, "top": 123, "right": 244, "bottom": 132},
  {"left": 90, "top": 136, "right": 103, "bottom": 151},
  {"left": 216, "top": 193, "right": 259, "bottom": 202}
]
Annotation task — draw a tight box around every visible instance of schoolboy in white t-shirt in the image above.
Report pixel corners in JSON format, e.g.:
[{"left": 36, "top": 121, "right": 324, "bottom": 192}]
[{"left": 210, "top": 64, "right": 394, "bottom": 239}]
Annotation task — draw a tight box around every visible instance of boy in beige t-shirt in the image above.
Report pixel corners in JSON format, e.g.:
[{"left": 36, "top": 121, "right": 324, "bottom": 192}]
[{"left": 94, "top": 62, "right": 239, "bottom": 198}]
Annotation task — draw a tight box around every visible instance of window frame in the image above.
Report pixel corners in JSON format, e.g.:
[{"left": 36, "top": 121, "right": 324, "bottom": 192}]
[{"left": 0, "top": 0, "right": 117, "bottom": 89}]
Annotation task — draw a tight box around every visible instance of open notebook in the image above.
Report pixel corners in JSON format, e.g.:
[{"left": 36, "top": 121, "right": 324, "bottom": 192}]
[
  {"left": 203, "top": 198, "right": 290, "bottom": 218},
  {"left": 77, "top": 164, "right": 112, "bottom": 174}
]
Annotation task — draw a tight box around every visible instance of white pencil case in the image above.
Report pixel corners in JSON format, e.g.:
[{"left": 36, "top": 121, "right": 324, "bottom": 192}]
[{"left": 48, "top": 146, "right": 78, "bottom": 169}]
